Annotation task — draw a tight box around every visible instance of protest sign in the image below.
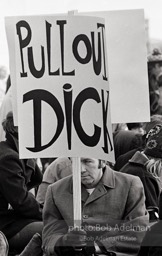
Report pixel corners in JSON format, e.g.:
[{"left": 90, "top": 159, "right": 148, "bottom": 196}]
[
  {"left": 80, "top": 9, "right": 150, "bottom": 123},
  {"left": 5, "top": 15, "right": 114, "bottom": 161},
  {"left": 6, "top": 10, "right": 150, "bottom": 127}
]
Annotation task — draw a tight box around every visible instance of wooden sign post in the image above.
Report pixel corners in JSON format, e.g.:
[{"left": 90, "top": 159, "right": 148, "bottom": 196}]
[
  {"left": 72, "top": 157, "right": 82, "bottom": 228},
  {"left": 67, "top": 10, "right": 82, "bottom": 229}
]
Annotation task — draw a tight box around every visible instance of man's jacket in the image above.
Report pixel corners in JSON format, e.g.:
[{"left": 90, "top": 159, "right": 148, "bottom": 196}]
[{"left": 42, "top": 166, "right": 149, "bottom": 256}]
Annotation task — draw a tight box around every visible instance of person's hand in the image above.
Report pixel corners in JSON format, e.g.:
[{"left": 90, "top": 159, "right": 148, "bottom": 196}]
[{"left": 62, "top": 228, "right": 87, "bottom": 248}]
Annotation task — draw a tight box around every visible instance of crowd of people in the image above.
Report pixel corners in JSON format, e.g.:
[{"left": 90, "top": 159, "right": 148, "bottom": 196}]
[{"left": 0, "top": 50, "right": 162, "bottom": 256}]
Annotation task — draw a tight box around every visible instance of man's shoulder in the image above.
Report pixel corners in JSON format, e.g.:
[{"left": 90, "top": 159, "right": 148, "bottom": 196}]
[
  {"left": 43, "top": 157, "right": 72, "bottom": 181},
  {"left": 109, "top": 169, "right": 144, "bottom": 197},
  {"left": 48, "top": 157, "right": 71, "bottom": 170}
]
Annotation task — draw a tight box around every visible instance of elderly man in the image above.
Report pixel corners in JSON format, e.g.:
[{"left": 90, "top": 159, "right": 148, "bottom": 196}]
[{"left": 42, "top": 158, "right": 149, "bottom": 256}]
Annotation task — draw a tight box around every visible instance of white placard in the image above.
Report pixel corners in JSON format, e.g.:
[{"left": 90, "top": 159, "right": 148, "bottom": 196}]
[
  {"left": 80, "top": 9, "right": 150, "bottom": 123},
  {"left": 5, "top": 15, "right": 114, "bottom": 161}
]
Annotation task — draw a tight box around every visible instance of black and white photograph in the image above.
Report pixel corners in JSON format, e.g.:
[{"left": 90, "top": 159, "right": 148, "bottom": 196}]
[{"left": 0, "top": 1, "right": 162, "bottom": 255}]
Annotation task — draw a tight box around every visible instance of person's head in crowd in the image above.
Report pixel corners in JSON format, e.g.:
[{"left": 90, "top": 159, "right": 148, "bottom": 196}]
[
  {"left": 127, "top": 122, "right": 144, "bottom": 135},
  {"left": 112, "top": 123, "right": 127, "bottom": 134},
  {"left": 0, "top": 65, "right": 8, "bottom": 80},
  {"left": 144, "top": 124, "right": 162, "bottom": 187},
  {"left": 147, "top": 49, "right": 162, "bottom": 115},
  {"left": 148, "top": 49, "right": 162, "bottom": 79},
  {"left": 113, "top": 130, "right": 144, "bottom": 160},
  {"left": 2, "top": 111, "right": 18, "bottom": 139},
  {"left": 143, "top": 114, "right": 162, "bottom": 134}
]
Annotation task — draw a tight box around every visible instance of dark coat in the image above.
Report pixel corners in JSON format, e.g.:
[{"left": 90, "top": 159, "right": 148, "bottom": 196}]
[
  {"left": 138, "top": 220, "right": 162, "bottom": 256},
  {"left": 120, "top": 151, "right": 160, "bottom": 209},
  {"left": 159, "top": 192, "right": 162, "bottom": 220},
  {"left": 114, "top": 148, "right": 142, "bottom": 171},
  {"left": 113, "top": 131, "right": 143, "bottom": 161},
  {"left": 0, "top": 132, "right": 43, "bottom": 239}
]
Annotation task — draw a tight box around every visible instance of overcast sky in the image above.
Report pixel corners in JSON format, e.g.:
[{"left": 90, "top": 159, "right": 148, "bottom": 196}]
[{"left": 1, "top": 0, "right": 162, "bottom": 69}]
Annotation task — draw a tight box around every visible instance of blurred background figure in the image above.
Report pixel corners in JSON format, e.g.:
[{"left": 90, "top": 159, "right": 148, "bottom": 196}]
[
  {"left": 120, "top": 124, "right": 162, "bottom": 222},
  {"left": 0, "top": 65, "right": 8, "bottom": 108},
  {"left": 126, "top": 122, "right": 144, "bottom": 135},
  {"left": 0, "top": 111, "right": 43, "bottom": 254},
  {"left": 40, "top": 157, "right": 56, "bottom": 174},
  {"left": 113, "top": 129, "right": 144, "bottom": 161},
  {"left": 143, "top": 114, "right": 162, "bottom": 134},
  {"left": 112, "top": 122, "right": 127, "bottom": 134},
  {"left": 0, "top": 86, "right": 12, "bottom": 142},
  {"left": 36, "top": 157, "right": 72, "bottom": 205},
  {"left": 138, "top": 218, "right": 162, "bottom": 256},
  {"left": 114, "top": 114, "right": 162, "bottom": 171},
  {"left": 148, "top": 48, "right": 162, "bottom": 115}
]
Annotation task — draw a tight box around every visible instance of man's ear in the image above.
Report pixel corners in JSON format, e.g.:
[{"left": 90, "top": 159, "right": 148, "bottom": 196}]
[{"left": 98, "top": 160, "right": 106, "bottom": 169}]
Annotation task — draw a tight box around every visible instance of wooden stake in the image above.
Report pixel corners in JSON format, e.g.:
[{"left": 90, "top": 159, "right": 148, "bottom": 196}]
[{"left": 72, "top": 157, "right": 82, "bottom": 228}]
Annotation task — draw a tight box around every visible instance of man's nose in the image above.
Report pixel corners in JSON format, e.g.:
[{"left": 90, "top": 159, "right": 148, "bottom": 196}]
[{"left": 81, "top": 164, "right": 86, "bottom": 173}]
